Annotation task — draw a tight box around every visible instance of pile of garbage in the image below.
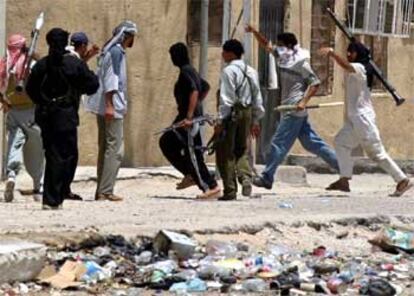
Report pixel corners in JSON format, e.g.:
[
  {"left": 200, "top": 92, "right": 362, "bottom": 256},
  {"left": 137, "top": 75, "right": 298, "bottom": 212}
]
[{"left": 1, "top": 227, "right": 414, "bottom": 295}]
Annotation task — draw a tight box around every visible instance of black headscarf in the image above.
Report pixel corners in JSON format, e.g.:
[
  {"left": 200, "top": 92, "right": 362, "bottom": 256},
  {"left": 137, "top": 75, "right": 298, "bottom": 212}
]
[
  {"left": 46, "top": 28, "right": 69, "bottom": 68},
  {"left": 169, "top": 42, "right": 190, "bottom": 68},
  {"left": 347, "top": 42, "right": 375, "bottom": 89}
]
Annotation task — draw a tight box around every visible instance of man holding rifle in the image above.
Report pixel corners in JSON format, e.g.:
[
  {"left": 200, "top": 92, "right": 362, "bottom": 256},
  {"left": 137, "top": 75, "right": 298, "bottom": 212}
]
[
  {"left": 319, "top": 43, "right": 412, "bottom": 196},
  {"left": 159, "top": 42, "right": 220, "bottom": 200},
  {"left": 215, "top": 39, "right": 264, "bottom": 201},
  {"left": 0, "top": 34, "right": 44, "bottom": 203},
  {"left": 245, "top": 26, "right": 338, "bottom": 190}
]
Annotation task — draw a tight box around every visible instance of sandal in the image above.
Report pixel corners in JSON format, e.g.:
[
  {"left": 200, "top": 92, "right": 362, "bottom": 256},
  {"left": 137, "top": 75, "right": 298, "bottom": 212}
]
[{"left": 390, "top": 179, "right": 413, "bottom": 197}]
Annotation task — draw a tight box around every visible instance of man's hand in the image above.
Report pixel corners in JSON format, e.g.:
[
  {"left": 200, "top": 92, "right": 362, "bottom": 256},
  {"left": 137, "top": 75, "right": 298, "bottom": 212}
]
[
  {"left": 214, "top": 124, "right": 223, "bottom": 136},
  {"left": 296, "top": 99, "right": 307, "bottom": 111},
  {"left": 179, "top": 118, "right": 193, "bottom": 129},
  {"left": 104, "top": 105, "right": 115, "bottom": 121},
  {"left": 245, "top": 24, "right": 255, "bottom": 33},
  {"left": 89, "top": 44, "right": 100, "bottom": 57},
  {"left": 0, "top": 102, "right": 10, "bottom": 113},
  {"left": 250, "top": 123, "right": 260, "bottom": 139},
  {"left": 84, "top": 44, "right": 100, "bottom": 62},
  {"left": 318, "top": 47, "right": 334, "bottom": 57}
]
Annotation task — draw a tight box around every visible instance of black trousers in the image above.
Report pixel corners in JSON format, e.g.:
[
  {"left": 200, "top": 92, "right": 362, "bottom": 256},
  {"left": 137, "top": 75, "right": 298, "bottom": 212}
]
[
  {"left": 40, "top": 127, "right": 78, "bottom": 207},
  {"left": 159, "top": 129, "right": 217, "bottom": 192}
]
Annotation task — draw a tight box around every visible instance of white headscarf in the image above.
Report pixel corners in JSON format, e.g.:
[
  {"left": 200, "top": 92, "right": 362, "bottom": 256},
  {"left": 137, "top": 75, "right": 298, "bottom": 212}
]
[
  {"left": 101, "top": 20, "right": 138, "bottom": 58},
  {"left": 277, "top": 44, "right": 310, "bottom": 68}
]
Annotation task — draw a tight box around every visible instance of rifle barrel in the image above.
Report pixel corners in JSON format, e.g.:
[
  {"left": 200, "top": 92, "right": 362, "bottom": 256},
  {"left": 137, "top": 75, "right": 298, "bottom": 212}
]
[{"left": 325, "top": 7, "right": 405, "bottom": 106}]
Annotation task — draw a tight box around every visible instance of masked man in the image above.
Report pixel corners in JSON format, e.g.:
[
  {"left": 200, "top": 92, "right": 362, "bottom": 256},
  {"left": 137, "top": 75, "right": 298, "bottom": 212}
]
[
  {"left": 0, "top": 34, "right": 44, "bottom": 202},
  {"left": 246, "top": 26, "right": 339, "bottom": 190},
  {"left": 319, "top": 43, "right": 412, "bottom": 196},
  {"left": 26, "top": 28, "right": 99, "bottom": 210}
]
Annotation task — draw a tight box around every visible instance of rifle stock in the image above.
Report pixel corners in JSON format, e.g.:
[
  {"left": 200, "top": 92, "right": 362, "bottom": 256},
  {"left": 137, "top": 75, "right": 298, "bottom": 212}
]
[{"left": 326, "top": 8, "right": 405, "bottom": 106}]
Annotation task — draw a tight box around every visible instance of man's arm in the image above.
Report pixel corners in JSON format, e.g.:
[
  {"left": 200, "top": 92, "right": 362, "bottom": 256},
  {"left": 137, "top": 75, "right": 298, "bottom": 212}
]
[
  {"left": 297, "top": 85, "right": 319, "bottom": 110},
  {"left": 104, "top": 91, "right": 115, "bottom": 121},
  {"left": 319, "top": 47, "right": 355, "bottom": 73},
  {"left": 83, "top": 44, "right": 100, "bottom": 63},
  {"left": 245, "top": 25, "right": 272, "bottom": 52},
  {"left": 26, "top": 62, "right": 43, "bottom": 104},
  {"left": 179, "top": 89, "right": 199, "bottom": 129},
  {"left": 296, "top": 61, "right": 321, "bottom": 110},
  {"left": 101, "top": 49, "right": 122, "bottom": 121}
]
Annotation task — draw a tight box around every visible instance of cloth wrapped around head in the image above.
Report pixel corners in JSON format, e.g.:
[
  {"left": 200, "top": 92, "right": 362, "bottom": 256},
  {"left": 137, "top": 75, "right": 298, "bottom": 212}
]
[
  {"left": 101, "top": 20, "right": 138, "bottom": 56},
  {"left": 0, "top": 34, "right": 27, "bottom": 94}
]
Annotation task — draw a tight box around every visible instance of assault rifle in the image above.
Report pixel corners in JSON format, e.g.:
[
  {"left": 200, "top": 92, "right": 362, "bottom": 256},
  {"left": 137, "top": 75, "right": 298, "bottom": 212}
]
[
  {"left": 154, "top": 114, "right": 216, "bottom": 135},
  {"left": 16, "top": 12, "right": 45, "bottom": 92},
  {"left": 326, "top": 8, "right": 405, "bottom": 106}
]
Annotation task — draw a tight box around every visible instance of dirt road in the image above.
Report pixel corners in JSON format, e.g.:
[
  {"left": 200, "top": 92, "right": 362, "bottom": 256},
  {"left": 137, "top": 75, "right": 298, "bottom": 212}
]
[{"left": 1, "top": 167, "right": 413, "bottom": 237}]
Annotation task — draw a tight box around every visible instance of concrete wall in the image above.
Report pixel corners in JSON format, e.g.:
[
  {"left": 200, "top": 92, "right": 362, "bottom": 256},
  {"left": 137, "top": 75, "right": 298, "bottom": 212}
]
[
  {"left": 5, "top": 0, "right": 413, "bottom": 168},
  {"left": 285, "top": 0, "right": 414, "bottom": 159},
  {"left": 6, "top": 0, "right": 260, "bottom": 167}
]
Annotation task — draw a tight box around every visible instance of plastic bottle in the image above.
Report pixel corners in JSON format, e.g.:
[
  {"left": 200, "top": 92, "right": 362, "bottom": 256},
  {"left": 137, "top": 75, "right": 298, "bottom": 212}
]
[{"left": 205, "top": 240, "right": 238, "bottom": 257}]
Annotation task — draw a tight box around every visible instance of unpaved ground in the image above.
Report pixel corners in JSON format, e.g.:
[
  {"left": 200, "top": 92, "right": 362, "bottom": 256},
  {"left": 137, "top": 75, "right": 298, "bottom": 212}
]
[{"left": 0, "top": 167, "right": 413, "bottom": 237}]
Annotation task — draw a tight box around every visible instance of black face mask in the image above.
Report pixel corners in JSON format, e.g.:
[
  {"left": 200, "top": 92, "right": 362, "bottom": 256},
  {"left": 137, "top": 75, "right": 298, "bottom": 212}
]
[
  {"left": 348, "top": 42, "right": 375, "bottom": 89},
  {"left": 169, "top": 43, "right": 190, "bottom": 67}
]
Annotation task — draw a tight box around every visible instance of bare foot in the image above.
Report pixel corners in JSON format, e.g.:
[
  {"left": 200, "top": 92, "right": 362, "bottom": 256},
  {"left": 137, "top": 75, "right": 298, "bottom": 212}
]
[{"left": 196, "top": 186, "right": 221, "bottom": 200}]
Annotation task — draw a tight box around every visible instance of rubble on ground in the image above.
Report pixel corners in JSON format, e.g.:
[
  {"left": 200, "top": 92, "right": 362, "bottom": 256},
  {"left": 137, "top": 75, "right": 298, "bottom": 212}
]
[{"left": 1, "top": 227, "right": 414, "bottom": 295}]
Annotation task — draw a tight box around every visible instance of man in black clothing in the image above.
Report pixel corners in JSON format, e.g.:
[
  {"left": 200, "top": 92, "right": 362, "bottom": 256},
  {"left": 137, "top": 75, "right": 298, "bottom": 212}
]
[
  {"left": 26, "top": 28, "right": 99, "bottom": 210},
  {"left": 159, "top": 42, "right": 220, "bottom": 200}
]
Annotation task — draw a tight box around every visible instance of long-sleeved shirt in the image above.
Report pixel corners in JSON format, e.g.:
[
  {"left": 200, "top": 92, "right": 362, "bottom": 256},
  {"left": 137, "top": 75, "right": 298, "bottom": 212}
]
[
  {"left": 218, "top": 59, "right": 265, "bottom": 123},
  {"left": 26, "top": 53, "right": 99, "bottom": 129}
]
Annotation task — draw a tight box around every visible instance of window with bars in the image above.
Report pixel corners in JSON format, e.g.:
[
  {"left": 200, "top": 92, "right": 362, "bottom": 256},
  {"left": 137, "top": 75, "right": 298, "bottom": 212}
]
[
  {"left": 310, "top": 0, "right": 336, "bottom": 96},
  {"left": 187, "top": 0, "right": 224, "bottom": 45},
  {"left": 347, "top": 0, "right": 414, "bottom": 37}
]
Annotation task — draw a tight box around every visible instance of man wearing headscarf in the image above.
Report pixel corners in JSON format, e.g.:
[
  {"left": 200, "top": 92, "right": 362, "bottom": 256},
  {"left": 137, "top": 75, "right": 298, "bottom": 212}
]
[
  {"left": 246, "top": 26, "right": 339, "bottom": 191},
  {"left": 0, "top": 34, "right": 44, "bottom": 203},
  {"left": 26, "top": 28, "right": 99, "bottom": 210},
  {"left": 319, "top": 42, "right": 412, "bottom": 196},
  {"left": 85, "top": 21, "right": 137, "bottom": 202}
]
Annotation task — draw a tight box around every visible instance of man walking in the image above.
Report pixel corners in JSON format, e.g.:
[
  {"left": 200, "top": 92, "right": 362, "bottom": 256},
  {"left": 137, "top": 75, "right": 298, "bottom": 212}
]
[
  {"left": 86, "top": 21, "right": 137, "bottom": 202},
  {"left": 159, "top": 42, "right": 221, "bottom": 200},
  {"left": 246, "top": 26, "right": 339, "bottom": 190},
  {"left": 319, "top": 43, "right": 412, "bottom": 196},
  {"left": 215, "top": 39, "right": 265, "bottom": 201},
  {"left": 26, "top": 28, "right": 99, "bottom": 210},
  {"left": 0, "top": 33, "right": 44, "bottom": 202}
]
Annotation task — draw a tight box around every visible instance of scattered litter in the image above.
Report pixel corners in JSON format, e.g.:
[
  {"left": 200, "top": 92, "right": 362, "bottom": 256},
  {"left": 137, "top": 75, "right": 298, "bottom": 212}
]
[
  {"left": 1, "top": 227, "right": 413, "bottom": 294},
  {"left": 278, "top": 202, "right": 294, "bottom": 209}
]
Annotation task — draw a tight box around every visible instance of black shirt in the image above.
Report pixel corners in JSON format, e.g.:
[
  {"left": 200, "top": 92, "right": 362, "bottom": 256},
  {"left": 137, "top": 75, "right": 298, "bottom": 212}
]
[
  {"left": 26, "top": 54, "right": 99, "bottom": 130},
  {"left": 26, "top": 54, "right": 99, "bottom": 104},
  {"left": 174, "top": 64, "right": 203, "bottom": 121}
]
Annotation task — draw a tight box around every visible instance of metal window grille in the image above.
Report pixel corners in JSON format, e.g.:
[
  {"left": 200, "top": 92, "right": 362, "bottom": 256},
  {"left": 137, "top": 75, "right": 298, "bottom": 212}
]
[{"left": 348, "top": 0, "right": 414, "bottom": 37}]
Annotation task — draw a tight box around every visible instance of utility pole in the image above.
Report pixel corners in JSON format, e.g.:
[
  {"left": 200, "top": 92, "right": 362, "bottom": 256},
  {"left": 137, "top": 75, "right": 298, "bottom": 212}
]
[
  {"left": 0, "top": 0, "right": 6, "bottom": 179},
  {"left": 222, "top": 0, "right": 231, "bottom": 44},
  {"left": 243, "top": 0, "right": 252, "bottom": 65},
  {"left": 199, "top": 0, "right": 209, "bottom": 79}
]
